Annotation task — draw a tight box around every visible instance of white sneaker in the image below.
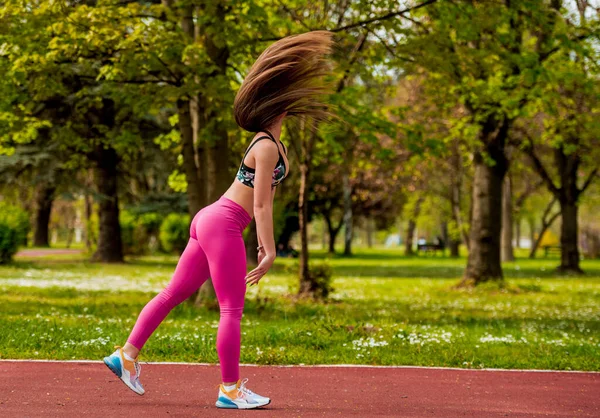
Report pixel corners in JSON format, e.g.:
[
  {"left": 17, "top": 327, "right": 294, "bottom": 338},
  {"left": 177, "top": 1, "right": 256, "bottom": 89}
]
[
  {"left": 215, "top": 378, "right": 270, "bottom": 409},
  {"left": 103, "top": 346, "right": 145, "bottom": 395}
]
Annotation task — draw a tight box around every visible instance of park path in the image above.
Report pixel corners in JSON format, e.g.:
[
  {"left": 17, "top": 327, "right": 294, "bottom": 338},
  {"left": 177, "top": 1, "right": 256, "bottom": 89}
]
[
  {"left": 15, "top": 248, "right": 83, "bottom": 257},
  {"left": 0, "top": 361, "right": 598, "bottom": 417}
]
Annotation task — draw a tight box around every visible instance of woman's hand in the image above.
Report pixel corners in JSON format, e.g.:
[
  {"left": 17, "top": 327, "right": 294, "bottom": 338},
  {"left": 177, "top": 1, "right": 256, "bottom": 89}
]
[
  {"left": 245, "top": 253, "right": 275, "bottom": 286},
  {"left": 257, "top": 247, "right": 266, "bottom": 265}
]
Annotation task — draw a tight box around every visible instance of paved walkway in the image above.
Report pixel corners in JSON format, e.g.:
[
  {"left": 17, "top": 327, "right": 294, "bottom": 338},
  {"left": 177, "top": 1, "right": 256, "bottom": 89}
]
[
  {"left": 15, "top": 248, "right": 83, "bottom": 257},
  {"left": 0, "top": 361, "right": 598, "bottom": 417}
]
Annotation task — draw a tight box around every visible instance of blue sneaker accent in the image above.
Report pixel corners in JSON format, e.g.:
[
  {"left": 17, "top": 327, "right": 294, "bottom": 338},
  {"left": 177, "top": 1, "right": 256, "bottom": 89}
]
[
  {"left": 103, "top": 354, "right": 122, "bottom": 378},
  {"left": 216, "top": 396, "right": 239, "bottom": 409}
]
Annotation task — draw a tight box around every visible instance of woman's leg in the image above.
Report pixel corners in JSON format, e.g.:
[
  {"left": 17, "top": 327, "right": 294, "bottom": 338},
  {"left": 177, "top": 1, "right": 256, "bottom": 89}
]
[
  {"left": 195, "top": 224, "right": 247, "bottom": 385},
  {"left": 125, "top": 236, "right": 211, "bottom": 355}
]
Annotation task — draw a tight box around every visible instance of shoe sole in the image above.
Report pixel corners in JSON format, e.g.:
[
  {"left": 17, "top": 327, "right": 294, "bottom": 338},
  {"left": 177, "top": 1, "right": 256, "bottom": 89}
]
[
  {"left": 215, "top": 398, "right": 271, "bottom": 409},
  {"left": 103, "top": 357, "right": 145, "bottom": 396}
]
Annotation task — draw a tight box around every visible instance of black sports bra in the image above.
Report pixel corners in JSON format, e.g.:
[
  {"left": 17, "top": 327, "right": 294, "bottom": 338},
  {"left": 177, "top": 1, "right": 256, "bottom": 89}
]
[{"left": 236, "top": 130, "right": 289, "bottom": 189}]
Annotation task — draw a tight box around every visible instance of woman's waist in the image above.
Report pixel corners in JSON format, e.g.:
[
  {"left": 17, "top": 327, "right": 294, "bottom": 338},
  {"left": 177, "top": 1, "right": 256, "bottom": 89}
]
[{"left": 197, "top": 195, "right": 252, "bottom": 227}]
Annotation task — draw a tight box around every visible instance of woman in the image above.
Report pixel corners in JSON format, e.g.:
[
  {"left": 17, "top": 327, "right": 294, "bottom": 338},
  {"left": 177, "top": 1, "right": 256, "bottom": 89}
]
[{"left": 103, "top": 30, "right": 334, "bottom": 410}]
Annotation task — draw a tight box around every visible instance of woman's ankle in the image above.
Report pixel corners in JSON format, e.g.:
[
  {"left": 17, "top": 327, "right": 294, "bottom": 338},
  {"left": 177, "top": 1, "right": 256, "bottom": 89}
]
[{"left": 122, "top": 343, "right": 140, "bottom": 360}]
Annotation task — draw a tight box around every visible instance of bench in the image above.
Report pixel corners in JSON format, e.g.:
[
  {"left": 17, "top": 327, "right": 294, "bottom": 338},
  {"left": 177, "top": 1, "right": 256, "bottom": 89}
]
[
  {"left": 417, "top": 243, "right": 445, "bottom": 255},
  {"left": 543, "top": 245, "right": 561, "bottom": 257}
]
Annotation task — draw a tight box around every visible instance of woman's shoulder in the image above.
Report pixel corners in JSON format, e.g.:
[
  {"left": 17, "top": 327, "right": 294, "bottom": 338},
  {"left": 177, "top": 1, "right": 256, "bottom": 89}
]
[{"left": 248, "top": 136, "right": 280, "bottom": 160}]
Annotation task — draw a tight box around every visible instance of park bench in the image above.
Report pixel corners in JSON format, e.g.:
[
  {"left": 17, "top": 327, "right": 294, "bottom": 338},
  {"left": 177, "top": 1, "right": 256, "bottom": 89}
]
[
  {"left": 417, "top": 243, "right": 445, "bottom": 255},
  {"left": 542, "top": 245, "right": 561, "bottom": 257}
]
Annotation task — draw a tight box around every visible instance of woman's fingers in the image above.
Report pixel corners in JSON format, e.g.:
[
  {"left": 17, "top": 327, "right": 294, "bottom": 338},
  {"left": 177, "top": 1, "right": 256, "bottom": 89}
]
[
  {"left": 245, "top": 267, "right": 262, "bottom": 279},
  {"left": 245, "top": 267, "right": 265, "bottom": 285}
]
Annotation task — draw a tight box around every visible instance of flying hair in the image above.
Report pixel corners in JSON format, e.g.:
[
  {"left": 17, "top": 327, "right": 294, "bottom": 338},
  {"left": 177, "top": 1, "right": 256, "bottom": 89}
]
[{"left": 233, "top": 30, "right": 335, "bottom": 132}]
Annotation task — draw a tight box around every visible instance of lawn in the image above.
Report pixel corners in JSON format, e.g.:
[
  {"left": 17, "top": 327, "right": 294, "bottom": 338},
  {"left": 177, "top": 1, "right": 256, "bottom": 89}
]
[{"left": 0, "top": 249, "right": 598, "bottom": 371}]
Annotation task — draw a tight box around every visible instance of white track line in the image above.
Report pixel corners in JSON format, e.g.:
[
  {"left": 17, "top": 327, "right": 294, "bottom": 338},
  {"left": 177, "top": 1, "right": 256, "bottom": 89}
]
[{"left": 0, "top": 359, "right": 597, "bottom": 374}]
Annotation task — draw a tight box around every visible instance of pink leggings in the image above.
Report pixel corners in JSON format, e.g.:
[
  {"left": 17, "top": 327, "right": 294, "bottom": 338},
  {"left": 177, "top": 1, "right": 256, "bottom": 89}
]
[{"left": 127, "top": 196, "right": 251, "bottom": 382}]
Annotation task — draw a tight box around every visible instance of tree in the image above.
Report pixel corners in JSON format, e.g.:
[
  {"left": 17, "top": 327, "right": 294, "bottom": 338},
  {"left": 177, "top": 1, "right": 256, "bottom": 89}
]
[
  {"left": 519, "top": 2, "right": 600, "bottom": 273},
  {"left": 397, "top": 0, "right": 590, "bottom": 284}
]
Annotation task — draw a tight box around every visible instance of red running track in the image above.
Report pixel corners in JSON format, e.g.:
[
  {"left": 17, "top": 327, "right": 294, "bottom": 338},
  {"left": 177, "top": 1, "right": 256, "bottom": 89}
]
[{"left": 0, "top": 361, "right": 598, "bottom": 417}]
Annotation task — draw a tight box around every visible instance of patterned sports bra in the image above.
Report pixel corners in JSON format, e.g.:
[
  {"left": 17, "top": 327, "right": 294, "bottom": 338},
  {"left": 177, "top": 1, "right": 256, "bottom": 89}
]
[{"left": 236, "top": 130, "right": 288, "bottom": 189}]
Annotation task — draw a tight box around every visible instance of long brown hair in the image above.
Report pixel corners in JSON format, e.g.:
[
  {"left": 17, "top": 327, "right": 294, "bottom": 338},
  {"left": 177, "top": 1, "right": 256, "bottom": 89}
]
[{"left": 233, "top": 30, "right": 334, "bottom": 132}]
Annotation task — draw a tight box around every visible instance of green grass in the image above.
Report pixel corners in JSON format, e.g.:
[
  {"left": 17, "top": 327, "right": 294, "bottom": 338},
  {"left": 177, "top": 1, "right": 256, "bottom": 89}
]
[{"left": 1, "top": 249, "right": 599, "bottom": 371}]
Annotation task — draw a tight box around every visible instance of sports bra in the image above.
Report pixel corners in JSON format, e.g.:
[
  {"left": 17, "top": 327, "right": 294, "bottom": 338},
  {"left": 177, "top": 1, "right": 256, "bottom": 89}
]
[{"left": 236, "top": 130, "right": 289, "bottom": 189}]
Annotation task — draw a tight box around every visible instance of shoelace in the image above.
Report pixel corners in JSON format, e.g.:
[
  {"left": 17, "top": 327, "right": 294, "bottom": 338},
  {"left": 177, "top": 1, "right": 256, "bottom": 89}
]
[
  {"left": 134, "top": 361, "right": 142, "bottom": 378},
  {"left": 238, "top": 378, "right": 255, "bottom": 397}
]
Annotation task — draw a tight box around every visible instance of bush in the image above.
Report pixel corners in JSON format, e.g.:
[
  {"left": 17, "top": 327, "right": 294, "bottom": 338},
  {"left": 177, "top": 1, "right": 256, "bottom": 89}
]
[
  {"left": 121, "top": 211, "right": 164, "bottom": 255},
  {"left": 307, "top": 261, "right": 334, "bottom": 299},
  {"left": 0, "top": 203, "right": 29, "bottom": 264},
  {"left": 159, "top": 213, "right": 190, "bottom": 254},
  {"left": 288, "top": 259, "right": 334, "bottom": 299}
]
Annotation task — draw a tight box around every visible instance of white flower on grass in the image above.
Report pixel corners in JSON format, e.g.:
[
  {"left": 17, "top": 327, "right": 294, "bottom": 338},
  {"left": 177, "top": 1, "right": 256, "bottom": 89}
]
[
  {"left": 479, "top": 333, "right": 528, "bottom": 344},
  {"left": 352, "top": 337, "right": 389, "bottom": 351},
  {"left": 395, "top": 329, "right": 453, "bottom": 346}
]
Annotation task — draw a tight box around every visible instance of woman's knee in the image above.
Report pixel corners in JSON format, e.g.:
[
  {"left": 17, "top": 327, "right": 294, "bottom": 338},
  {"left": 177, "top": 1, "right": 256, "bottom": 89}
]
[
  {"left": 156, "top": 285, "right": 186, "bottom": 309},
  {"left": 219, "top": 306, "right": 244, "bottom": 321}
]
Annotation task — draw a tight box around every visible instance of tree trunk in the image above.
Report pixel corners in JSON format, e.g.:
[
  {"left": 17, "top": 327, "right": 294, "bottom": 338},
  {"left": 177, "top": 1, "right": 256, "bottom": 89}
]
[
  {"left": 462, "top": 140, "right": 508, "bottom": 285},
  {"left": 298, "top": 159, "right": 311, "bottom": 294},
  {"left": 526, "top": 133, "right": 595, "bottom": 272},
  {"left": 178, "top": 99, "right": 203, "bottom": 217},
  {"left": 93, "top": 146, "right": 123, "bottom": 263},
  {"left": 555, "top": 145, "right": 584, "bottom": 273},
  {"left": 558, "top": 198, "right": 582, "bottom": 273},
  {"left": 323, "top": 213, "right": 340, "bottom": 254},
  {"left": 440, "top": 221, "right": 448, "bottom": 250},
  {"left": 529, "top": 217, "right": 536, "bottom": 251},
  {"left": 33, "top": 183, "right": 56, "bottom": 247},
  {"left": 366, "top": 218, "right": 373, "bottom": 248},
  {"left": 205, "top": 123, "right": 230, "bottom": 203},
  {"left": 404, "top": 197, "right": 423, "bottom": 256},
  {"left": 501, "top": 174, "right": 515, "bottom": 262},
  {"left": 65, "top": 222, "right": 74, "bottom": 249},
  {"left": 515, "top": 217, "right": 521, "bottom": 249},
  {"left": 200, "top": 2, "right": 230, "bottom": 205},
  {"left": 277, "top": 211, "right": 299, "bottom": 251},
  {"left": 84, "top": 188, "right": 93, "bottom": 251},
  {"left": 529, "top": 207, "right": 560, "bottom": 259},
  {"left": 449, "top": 240, "right": 460, "bottom": 257},
  {"left": 245, "top": 220, "right": 259, "bottom": 267},
  {"left": 322, "top": 218, "right": 327, "bottom": 250},
  {"left": 450, "top": 142, "right": 469, "bottom": 250},
  {"left": 343, "top": 173, "right": 353, "bottom": 256},
  {"left": 405, "top": 219, "right": 417, "bottom": 256}
]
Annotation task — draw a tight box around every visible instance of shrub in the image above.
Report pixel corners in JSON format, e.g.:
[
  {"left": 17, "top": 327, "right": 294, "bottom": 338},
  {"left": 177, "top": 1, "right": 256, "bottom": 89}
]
[
  {"left": 306, "top": 261, "right": 334, "bottom": 299},
  {"left": 288, "top": 259, "right": 334, "bottom": 299},
  {"left": 0, "top": 203, "right": 29, "bottom": 264},
  {"left": 120, "top": 210, "right": 140, "bottom": 255},
  {"left": 121, "top": 211, "right": 164, "bottom": 255},
  {"left": 159, "top": 213, "right": 190, "bottom": 254}
]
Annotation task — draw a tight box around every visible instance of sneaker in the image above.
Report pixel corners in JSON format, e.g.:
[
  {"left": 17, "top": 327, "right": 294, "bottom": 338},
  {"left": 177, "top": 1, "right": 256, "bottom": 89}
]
[
  {"left": 103, "top": 346, "right": 145, "bottom": 395},
  {"left": 215, "top": 378, "right": 270, "bottom": 409}
]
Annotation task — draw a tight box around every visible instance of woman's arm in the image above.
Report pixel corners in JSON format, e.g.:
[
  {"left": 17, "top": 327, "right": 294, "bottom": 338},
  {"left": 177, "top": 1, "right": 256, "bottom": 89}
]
[
  {"left": 245, "top": 140, "right": 279, "bottom": 286},
  {"left": 256, "top": 186, "right": 276, "bottom": 250}
]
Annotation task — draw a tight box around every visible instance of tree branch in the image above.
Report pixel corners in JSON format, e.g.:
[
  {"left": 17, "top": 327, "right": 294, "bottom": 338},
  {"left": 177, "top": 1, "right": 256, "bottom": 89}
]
[
  {"left": 517, "top": 127, "right": 560, "bottom": 196},
  {"left": 336, "top": 30, "right": 368, "bottom": 93},
  {"left": 514, "top": 179, "right": 544, "bottom": 209},
  {"left": 524, "top": 142, "right": 560, "bottom": 196},
  {"left": 329, "top": 0, "right": 438, "bottom": 33},
  {"left": 257, "top": 0, "right": 438, "bottom": 41},
  {"left": 579, "top": 167, "right": 598, "bottom": 195}
]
